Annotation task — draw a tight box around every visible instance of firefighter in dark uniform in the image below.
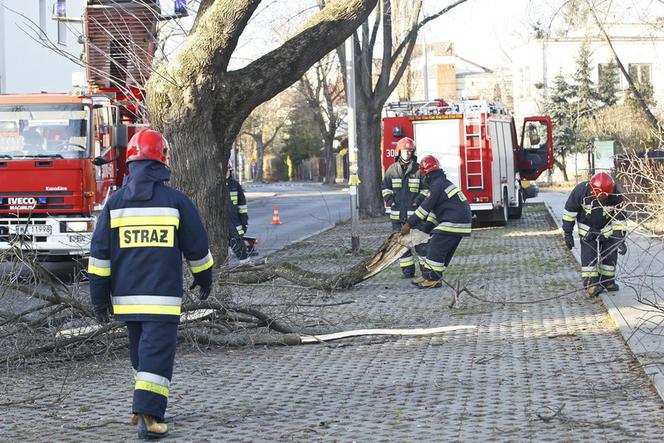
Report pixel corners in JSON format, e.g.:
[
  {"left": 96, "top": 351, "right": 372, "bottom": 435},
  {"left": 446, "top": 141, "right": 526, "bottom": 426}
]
[
  {"left": 401, "top": 155, "right": 472, "bottom": 289},
  {"left": 562, "top": 172, "right": 627, "bottom": 296},
  {"left": 381, "top": 137, "right": 427, "bottom": 278},
  {"left": 226, "top": 161, "right": 250, "bottom": 262},
  {"left": 88, "top": 129, "right": 213, "bottom": 440}
]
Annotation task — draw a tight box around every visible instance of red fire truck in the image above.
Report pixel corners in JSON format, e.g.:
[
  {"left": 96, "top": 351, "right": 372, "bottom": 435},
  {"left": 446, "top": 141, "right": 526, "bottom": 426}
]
[
  {"left": 382, "top": 98, "right": 553, "bottom": 224},
  {"left": 0, "top": 0, "right": 175, "bottom": 258}
]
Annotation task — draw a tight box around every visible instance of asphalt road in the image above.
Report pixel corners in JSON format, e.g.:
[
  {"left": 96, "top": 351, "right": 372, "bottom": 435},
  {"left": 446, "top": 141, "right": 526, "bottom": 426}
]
[{"left": 242, "top": 182, "right": 351, "bottom": 257}]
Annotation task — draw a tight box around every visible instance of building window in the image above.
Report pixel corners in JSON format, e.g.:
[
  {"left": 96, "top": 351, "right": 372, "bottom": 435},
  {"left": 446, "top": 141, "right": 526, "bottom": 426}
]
[
  {"left": 38, "top": 0, "right": 47, "bottom": 40},
  {"left": 628, "top": 63, "right": 651, "bottom": 84},
  {"left": 54, "top": 0, "right": 67, "bottom": 45}
]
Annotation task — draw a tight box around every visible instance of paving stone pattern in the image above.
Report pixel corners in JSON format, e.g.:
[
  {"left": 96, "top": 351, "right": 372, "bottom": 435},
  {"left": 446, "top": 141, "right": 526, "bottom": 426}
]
[{"left": 1, "top": 204, "right": 663, "bottom": 442}]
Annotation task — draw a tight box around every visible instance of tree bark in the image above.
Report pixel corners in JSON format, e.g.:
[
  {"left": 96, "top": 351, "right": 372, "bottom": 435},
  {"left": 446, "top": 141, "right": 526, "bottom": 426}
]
[
  {"left": 255, "top": 135, "right": 266, "bottom": 182},
  {"left": 323, "top": 134, "right": 337, "bottom": 184},
  {"left": 554, "top": 157, "right": 569, "bottom": 182},
  {"left": 146, "top": 0, "right": 378, "bottom": 260},
  {"left": 356, "top": 97, "right": 385, "bottom": 216}
]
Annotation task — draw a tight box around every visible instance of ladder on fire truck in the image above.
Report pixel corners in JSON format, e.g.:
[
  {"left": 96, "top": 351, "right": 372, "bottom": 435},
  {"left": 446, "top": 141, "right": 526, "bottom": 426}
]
[{"left": 463, "top": 108, "right": 485, "bottom": 190}]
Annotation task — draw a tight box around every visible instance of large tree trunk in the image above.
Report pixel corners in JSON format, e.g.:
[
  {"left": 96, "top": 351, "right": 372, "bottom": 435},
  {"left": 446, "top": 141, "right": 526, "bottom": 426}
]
[
  {"left": 356, "top": 94, "right": 384, "bottom": 217},
  {"left": 323, "top": 134, "right": 336, "bottom": 184},
  {"left": 146, "top": 0, "right": 378, "bottom": 261},
  {"left": 554, "top": 157, "right": 569, "bottom": 182},
  {"left": 255, "top": 136, "right": 266, "bottom": 182}
]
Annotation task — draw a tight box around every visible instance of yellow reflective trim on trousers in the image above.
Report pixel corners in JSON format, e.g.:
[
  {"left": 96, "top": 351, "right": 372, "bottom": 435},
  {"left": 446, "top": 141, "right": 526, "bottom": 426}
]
[
  {"left": 562, "top": 215, "right": 575, "bottom": 222},
  {"left": 578, "top": 229, "right": 588, "bottom": 236},
  {"left": 399, "top": 260, "right": 415, "bottom": 267},
  {"left": 113, "top": 305, "right": 181, "bottom": 315},
  {"left": 581, "top": 271, "right": 599, "bottom": 277},
  {"left": 87, "top": 264, "right": 111, "bottom": 277},
  {"left": 110, "top": 216, "right": 180, "bottom": 229},
  {"left": 598, "top": 269, "right": 615, "bottom": 276},
  {"left": 191, "top": 257, "right": 214, "bottom": 274},
  {"left": 135, "top": 380, "right": 169, "bottom": 397},
  {"left": 433, "top": 226, "right": 471, "bottom": 234}
]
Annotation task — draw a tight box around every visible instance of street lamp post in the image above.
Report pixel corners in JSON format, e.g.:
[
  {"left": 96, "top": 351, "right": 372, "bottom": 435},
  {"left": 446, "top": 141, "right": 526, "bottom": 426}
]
[{"left": 345, "top": 35, "right": 360, "bottom": 253}]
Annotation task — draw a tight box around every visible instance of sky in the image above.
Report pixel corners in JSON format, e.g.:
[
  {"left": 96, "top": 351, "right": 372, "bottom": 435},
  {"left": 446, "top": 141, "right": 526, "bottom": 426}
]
[
  {"left": 155, "top": 0, "right": 664, "bottom": 72},
  {"left": 421, "top": 0, "right": 664, "bottom": 69}
]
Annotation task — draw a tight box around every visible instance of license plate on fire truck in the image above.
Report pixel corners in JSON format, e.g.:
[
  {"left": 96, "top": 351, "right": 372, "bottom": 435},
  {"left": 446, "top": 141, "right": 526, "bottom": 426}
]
[{"left": 13, "top": 225, "right": 52, "bottom": 236}]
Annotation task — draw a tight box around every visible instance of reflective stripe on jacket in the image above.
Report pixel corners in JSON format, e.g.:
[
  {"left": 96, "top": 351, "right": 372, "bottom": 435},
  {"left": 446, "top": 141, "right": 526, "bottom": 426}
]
[
  {"left": 88, "top": 182, "right": 213, "bottom": 323},
  {"left": 562, "top": 181, "right": 627, "bottom": 238},
  {"left": 407, "top": 170, "right": 472, "bottom": 236},
  {"left": 381, "top": 158, "right": 426, "bottom": 223}
]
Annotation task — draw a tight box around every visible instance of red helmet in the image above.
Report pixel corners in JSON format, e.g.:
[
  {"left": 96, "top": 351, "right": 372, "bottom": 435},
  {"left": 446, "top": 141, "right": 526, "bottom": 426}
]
[
  {"left": 590, "top": 172, "right": 614, "bottom": 198},
  {"left": 396, "top": 137, "right": 416, "bottom": 152},
  {"left": 419, "top": 155, "right": 441, "bottom": 176},
  {"left": 126, "top": 129, "right": 170, "bottom": 166}
]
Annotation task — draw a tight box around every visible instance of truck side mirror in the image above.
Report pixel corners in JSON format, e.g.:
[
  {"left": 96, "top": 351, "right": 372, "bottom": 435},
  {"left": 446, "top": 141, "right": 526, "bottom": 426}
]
[
  {"left": 93, "top": 156, "right": 112, "bottom": 166},
  {"left": 113, "top": 124, "right": 128, "bottom": 150}
]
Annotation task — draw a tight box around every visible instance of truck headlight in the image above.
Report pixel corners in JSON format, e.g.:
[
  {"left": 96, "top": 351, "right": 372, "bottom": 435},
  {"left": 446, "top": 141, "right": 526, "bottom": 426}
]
[{"left": 64, "top": 221, "right": 93, "bottom": 232}]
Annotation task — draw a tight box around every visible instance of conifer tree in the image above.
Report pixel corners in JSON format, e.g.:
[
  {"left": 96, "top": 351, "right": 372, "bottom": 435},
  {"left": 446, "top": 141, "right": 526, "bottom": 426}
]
[{"left": 598, "top": 61, "right": 619, "bottom": 106}]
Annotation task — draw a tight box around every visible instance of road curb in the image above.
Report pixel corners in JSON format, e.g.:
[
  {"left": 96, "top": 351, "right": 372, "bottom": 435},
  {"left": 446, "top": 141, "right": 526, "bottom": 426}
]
[{"left": 542, "top": 201, "right": 664, "bottom": 402}]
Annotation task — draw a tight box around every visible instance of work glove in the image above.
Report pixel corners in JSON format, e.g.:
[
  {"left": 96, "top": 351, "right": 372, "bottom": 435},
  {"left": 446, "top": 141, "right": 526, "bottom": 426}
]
[
  {"left": 189, "top": 281, "right": 212, "bottom": 300},
  {"left": 618, "top": 241, "right": 627, "bottom": 255},
  {"left": 190, "top": 268, "right": 213, "bottom": 301},
  {"left": 92, "top": 305, "right": 111, "bottom": 324},
  {"left": 564, "top": 232, "right": 574, "bottom": 250},
  {"left": 400, "top": 223, "right": 412, "bottom": 236}
]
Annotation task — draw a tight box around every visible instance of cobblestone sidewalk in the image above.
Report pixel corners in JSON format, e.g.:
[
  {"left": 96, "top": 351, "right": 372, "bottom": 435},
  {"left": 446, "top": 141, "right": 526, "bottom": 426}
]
[{"left": 0, "top": 204, "right": 663, "bottom": 441}]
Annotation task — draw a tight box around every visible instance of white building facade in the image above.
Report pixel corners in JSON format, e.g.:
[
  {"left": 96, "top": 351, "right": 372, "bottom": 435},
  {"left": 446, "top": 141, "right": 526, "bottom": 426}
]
[
  {"left": 511, "top": 23, "right": 664, "bottom": 119},
  {"left": 0, "top": 0, "right": 85, "bottom": 94}
]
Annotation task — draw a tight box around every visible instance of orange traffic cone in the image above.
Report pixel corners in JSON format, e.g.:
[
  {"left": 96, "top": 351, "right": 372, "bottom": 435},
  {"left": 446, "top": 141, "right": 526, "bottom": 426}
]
[{"left": 272, "top": 206, "right": 281, "bottom": 225}]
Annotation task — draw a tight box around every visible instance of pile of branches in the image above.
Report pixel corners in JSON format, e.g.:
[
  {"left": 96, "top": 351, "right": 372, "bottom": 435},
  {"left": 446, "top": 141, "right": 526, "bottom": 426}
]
[
  {"left": 615, "top": 150, "right": 664, "bottom": 323},
  {"left": 0, "top": 231, "right": 423, "bottom": 366},
  {"left": 616, "top": 150, "right": 664, "bottom": 232}
]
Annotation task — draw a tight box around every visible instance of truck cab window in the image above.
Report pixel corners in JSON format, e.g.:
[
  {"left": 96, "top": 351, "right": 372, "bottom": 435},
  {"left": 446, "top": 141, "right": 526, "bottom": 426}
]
[
  {"left": 523, "top": 121, "right": 548, "bottom": 151},
  {"left": 0, "top": 104, "right": 89, "bottom": 159}
]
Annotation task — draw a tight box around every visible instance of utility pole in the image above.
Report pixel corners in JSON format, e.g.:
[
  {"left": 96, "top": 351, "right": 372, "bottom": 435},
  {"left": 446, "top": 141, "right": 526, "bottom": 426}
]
[{"left": 345, "top": 35, "right": 360, "bottom": 253}]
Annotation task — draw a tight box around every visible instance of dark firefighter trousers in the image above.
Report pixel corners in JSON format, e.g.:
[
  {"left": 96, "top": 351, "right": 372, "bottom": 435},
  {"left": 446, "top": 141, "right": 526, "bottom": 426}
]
[
  {"left": 393, "top": 221, "right": 415, "bottom": 277},
  {"left": 228, "top": 225, "right": 248, "bottom": 260},
  {"left": 127, "top": 321, "right": 179, "bottom": 420},
  {"left": 414, "top": 233, "right": 463, "bottom": 281},
  {"left": 580, "top": 233, "right": 619, "bottom": 288}
]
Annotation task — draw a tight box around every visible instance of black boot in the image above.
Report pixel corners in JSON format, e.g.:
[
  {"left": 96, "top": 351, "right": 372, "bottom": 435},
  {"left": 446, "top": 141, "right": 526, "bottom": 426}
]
[
  {"left": 137, "top": 415, "right": 168, "bottom": 440},
  {"left": 602, "top": 281, "right": 620, "bottom": 292}
]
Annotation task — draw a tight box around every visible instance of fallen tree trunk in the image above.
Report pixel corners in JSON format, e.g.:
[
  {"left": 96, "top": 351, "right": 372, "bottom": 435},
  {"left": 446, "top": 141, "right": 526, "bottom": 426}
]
[{"left": 222, "top": 230, "right": 429, "bottom": 290}]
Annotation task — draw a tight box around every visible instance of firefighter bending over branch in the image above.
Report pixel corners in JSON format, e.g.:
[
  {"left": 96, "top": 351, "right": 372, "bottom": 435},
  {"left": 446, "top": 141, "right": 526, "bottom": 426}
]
[
  {"left": 401, "top": 155, "right": 472, "bottom": 289},
  {"left": 382, "top": 137, "right": 427, "bottom": 278},
  {"left": 226, "top": 161, "right": 250, "bottom": 262},
  {"left": 88, "top": 129, "right": 214, "bottom": 440},
  {"left": 562, "top": 172, "right": 628, "bottom": 297}
]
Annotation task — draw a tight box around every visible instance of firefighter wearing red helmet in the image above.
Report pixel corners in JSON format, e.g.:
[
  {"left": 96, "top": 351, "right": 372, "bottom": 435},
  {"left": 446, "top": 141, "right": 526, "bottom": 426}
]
[
  {"left": 226, "top": 161, "right": 250, "bottom": 261},
  {"left": 381, "top": 137, "right": 427, "bottom": 278},
  {"left": 88, "top": 129, "right": 214, "bottom": 439},
  {"left": 400, "top": 155, "right": 472, "bottom": 288},
  {"left": 562, "top": 172, "right": 628, "bottom": 296}
]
